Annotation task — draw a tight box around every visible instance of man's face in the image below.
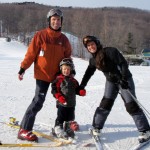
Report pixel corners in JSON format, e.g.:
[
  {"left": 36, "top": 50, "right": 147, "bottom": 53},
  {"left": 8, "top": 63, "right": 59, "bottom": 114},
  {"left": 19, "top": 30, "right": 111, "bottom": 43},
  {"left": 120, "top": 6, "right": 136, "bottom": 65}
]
[{"left": 50, "top": 15, "right": 61, "bottom": 30}]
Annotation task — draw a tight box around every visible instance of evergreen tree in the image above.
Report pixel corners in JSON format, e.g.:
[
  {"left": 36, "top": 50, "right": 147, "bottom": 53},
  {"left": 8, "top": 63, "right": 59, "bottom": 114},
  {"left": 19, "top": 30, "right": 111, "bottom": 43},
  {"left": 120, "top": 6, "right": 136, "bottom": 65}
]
[{"left": 125, "top": 32, "right": 136, "bottom": 54}]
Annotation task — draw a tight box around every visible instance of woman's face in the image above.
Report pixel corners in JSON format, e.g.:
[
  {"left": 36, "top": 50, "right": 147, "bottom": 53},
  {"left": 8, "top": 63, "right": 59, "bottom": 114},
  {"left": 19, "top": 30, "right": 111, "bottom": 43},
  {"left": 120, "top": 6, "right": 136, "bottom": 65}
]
[{"left": 87, "top": 41, "right": 97, "bottom": 53}]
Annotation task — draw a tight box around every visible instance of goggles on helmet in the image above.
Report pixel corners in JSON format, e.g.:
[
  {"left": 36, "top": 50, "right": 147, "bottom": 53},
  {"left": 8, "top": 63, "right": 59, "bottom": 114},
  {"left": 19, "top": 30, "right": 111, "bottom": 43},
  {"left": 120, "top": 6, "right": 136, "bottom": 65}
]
[
  {"left": 47, "top": 8, "right": 63, "bottom": 19},
  {"left": 83, "top": 35, "right": 100, "bottom": 48},
  {"left": 83, "top": 36, "right": 92, "bottom": 45},
  {"left": 60, "top": 58, "right": 73, "bottom": 66}
]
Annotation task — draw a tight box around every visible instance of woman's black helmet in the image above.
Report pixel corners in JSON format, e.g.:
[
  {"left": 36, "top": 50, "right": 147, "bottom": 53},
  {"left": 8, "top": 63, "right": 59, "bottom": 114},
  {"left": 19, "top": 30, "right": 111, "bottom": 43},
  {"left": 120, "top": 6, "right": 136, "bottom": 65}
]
[{"left": 83, "top": 35, "right": 102, "bottom": 49}]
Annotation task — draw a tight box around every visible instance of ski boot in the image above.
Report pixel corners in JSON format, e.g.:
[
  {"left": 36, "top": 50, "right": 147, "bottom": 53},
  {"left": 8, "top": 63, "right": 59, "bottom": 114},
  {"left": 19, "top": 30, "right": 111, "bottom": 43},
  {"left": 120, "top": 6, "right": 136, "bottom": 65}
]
[
  {"left": 138, "top": 130, "right": 150, "bottom": 143},
  {"left": 70, "top": 121, "right": 79, "bottom": 131},
  {"left": 90, "top": 128, "right": 101, "bottom": 142},
  {"left": 18, "top": 128, "right": 38, "bottom": 142},
  {"left": 52, "top": 125, "right": 67, "bottom": 139},
  {"left": 92, "top": 128, "right": 101, "bottom": 136},
  {"left": 64, "top": 121, "right": 75, "bottom": 139}
]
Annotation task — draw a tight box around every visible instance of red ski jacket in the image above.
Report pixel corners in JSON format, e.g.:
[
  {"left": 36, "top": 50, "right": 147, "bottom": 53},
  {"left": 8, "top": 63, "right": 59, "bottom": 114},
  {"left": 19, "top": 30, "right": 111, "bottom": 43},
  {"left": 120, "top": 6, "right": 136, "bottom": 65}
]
[{"left": 20, "top": 28, "right": 72, "bottom": 82}]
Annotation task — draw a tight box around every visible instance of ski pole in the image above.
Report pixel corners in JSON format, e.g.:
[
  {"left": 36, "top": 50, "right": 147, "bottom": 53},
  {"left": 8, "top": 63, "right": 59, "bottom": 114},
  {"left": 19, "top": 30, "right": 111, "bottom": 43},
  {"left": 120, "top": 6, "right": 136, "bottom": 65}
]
[{"left": 126, "top": 89, "right": 150, "bottom": 120}]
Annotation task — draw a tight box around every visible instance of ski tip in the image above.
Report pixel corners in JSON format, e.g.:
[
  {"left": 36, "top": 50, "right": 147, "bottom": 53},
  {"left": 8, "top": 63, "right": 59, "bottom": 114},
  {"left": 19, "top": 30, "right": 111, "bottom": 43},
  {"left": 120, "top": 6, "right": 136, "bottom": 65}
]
[
  {"left": 71, "top": 139, "right": 77, "bottom": 144},
  {"left": 83, "top": 143, "right": 93, "bottom": 147},
  {"left": 67, "top": 137, "right": 78, "bottom": 144}
]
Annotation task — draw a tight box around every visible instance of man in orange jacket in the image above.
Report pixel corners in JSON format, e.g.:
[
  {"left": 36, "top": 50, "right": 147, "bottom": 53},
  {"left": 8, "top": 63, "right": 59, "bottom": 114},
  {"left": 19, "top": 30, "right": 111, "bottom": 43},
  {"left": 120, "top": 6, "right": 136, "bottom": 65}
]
[{"left": 17, "top": 8, "right": 72, "bottom": 142}]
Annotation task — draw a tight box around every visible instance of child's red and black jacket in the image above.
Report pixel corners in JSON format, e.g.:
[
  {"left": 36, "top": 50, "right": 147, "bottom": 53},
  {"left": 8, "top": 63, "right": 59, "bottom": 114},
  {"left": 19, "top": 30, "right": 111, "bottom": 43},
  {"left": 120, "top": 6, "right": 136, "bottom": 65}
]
[{"left": 51, "top": 74, "right": 80, "bottom": 107}]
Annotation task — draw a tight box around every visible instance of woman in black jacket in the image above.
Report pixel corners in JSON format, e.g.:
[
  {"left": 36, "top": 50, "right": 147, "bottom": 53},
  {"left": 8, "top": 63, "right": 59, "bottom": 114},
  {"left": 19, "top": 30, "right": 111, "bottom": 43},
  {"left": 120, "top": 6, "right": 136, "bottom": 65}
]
[{"left": 80, "top": 35, "right": 150, "bottom": 143}]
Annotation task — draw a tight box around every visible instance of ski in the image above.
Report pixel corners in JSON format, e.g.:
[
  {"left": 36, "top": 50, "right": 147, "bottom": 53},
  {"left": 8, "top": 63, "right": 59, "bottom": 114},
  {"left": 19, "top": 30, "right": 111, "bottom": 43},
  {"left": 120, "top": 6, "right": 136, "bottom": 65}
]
[
  {"left": 0, "top": 141, "right": 62, "bottom": 147},
  {"left": 131, "top": 139, "right": 150, "bottom": 150},
  {"left": 51, "top": 127, "right": 78, "bottom": 144},
  {"left": 0, "top": 117, "right": 72, "bottom": 146},
  {"left": 89, "top": 128, "right": 104, "bottom": 150}
]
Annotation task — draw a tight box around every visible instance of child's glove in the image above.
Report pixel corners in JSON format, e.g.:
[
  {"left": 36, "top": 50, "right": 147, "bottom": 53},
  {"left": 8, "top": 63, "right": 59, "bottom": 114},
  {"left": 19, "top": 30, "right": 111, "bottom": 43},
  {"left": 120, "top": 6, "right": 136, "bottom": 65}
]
[
  {"left": 79, "top": 89, "right": 86, "bottom": 96},
  {"left": 58, "top": 96, "right": 67, "bottom": 105},
  {"left": 54, "top": 93, "right": 67, "bottom": 105}
]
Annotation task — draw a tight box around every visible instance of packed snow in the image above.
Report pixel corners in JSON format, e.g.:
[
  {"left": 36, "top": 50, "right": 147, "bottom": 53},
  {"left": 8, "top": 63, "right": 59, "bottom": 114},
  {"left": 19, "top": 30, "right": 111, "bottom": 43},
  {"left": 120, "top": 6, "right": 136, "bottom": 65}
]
[{"left": 0, "top": 37, "right": 150, "bottom": 150}]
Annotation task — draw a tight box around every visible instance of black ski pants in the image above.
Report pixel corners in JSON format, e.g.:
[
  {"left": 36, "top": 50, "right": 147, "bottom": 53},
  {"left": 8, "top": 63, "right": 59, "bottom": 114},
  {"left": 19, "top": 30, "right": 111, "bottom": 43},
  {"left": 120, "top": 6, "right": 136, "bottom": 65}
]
[
  {"left": 20, "top": 79, "right": 50, "bottom": 130},
  {"left": 93, "top": 77, "right": 150, "bottom": 132},
  {"left": 55, "top": 105, "right": 75, "bottom": 126}
]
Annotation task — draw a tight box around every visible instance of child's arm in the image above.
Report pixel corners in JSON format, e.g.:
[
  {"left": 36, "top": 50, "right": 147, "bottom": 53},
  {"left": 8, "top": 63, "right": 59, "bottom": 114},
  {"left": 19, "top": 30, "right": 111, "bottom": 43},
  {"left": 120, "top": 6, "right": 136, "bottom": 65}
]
[{"left": 51, "top": 78, "right": 67, "bottom": 105}]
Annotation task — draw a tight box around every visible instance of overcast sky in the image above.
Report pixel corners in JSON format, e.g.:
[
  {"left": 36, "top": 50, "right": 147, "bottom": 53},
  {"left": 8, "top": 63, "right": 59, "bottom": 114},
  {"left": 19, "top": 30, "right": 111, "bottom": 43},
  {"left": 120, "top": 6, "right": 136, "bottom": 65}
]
[{"left": 0, "top": 0, "right": 150, "bottom": 11}]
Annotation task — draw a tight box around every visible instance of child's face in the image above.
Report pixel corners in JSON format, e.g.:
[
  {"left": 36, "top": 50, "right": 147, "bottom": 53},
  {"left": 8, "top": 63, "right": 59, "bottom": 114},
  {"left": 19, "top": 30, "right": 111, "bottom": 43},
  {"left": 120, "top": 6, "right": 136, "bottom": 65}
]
[{"left": 61, "top": 65, "right": 71, "bottom": 76}]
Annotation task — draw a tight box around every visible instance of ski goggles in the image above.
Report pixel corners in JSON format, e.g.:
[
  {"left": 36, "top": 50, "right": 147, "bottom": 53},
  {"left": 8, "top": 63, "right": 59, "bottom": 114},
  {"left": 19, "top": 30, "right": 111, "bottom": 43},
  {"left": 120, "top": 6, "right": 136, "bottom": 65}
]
[
  {"left": 60, "top": 58, "right": 73, "bottom": 66},
  {"left": 48, "top": 9, "right": 63, "bottom": 18},
  {"left": 83, "top": 36, "right": 95, "bottom": 46},
  {"left": 83, "top": 36, "right": 99, "bottom": 48}
]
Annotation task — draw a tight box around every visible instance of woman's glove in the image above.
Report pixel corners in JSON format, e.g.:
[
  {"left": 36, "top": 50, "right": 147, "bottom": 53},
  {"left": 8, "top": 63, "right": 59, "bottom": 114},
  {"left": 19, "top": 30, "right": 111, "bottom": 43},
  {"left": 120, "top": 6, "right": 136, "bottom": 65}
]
[
  {"left": 79, "top": 89, "right": 86, "bottom": 96},
  {"left": 120, "top": 79, "right": 129, "bottom": 89},
  {"left": 54, "top": 93, "right": 67, "bottom": 105}
]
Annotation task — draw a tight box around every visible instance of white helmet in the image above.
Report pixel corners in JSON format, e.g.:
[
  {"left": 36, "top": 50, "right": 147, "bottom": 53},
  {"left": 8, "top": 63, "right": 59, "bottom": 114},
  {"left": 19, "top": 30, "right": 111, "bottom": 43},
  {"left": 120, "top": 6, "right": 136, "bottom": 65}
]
[
  {"left": 47, "top": 8, "right": 63, "bottom": 22},
  {"left": 59, "top": 58, "right": 75, "bottom": 71}
]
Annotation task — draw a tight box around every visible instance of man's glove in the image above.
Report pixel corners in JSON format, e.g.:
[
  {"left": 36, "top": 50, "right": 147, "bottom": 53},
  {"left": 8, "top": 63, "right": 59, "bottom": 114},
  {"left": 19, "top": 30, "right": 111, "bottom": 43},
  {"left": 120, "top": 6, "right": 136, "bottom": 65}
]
[
  {"left": 79, "top": 89, "right": 86, "bottom": 96},
  {"left": 54, "top": 93, "right": 67, "bottom": 105},
  {"left": 120, "top": 79, "right": 129, "bottom": 89},
  {"left": 18, "top": 67, "right": 25, "bottom": 80}
]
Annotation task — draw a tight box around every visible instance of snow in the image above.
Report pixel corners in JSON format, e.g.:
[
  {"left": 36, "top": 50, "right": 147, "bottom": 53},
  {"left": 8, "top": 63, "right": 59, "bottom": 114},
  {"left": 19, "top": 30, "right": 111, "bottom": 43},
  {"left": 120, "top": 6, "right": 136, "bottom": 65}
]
[{"left": 0, "top": 37, "right": 150, "bottom": 150}]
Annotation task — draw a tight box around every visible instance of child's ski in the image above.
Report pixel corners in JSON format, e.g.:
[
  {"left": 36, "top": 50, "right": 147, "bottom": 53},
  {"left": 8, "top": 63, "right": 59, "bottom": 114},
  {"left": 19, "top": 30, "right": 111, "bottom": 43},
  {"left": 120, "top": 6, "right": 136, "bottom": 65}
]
[{"left": 51, "top": 127, "right": 78, "bottom": 144}]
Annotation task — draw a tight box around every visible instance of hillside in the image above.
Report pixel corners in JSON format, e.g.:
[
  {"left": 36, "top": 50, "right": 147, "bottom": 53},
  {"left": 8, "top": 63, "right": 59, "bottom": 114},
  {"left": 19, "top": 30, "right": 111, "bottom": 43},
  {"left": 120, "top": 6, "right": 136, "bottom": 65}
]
[{"left": 0, "top": 2, "right": 150, "bottom": 56}]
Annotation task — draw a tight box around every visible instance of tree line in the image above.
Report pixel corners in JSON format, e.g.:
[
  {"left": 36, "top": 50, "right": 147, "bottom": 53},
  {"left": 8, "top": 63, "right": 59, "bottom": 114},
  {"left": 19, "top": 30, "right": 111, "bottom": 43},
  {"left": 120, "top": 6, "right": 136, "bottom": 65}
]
[{"left": 0, "top": 2, "right": 150, "bottom": 58}]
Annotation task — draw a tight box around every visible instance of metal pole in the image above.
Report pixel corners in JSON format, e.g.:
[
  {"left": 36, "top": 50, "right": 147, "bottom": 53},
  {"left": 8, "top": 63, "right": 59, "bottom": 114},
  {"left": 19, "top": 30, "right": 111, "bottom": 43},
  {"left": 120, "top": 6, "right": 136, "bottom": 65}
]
[{"left": 126, "top": 89, "right": 150, "bottom": 119}]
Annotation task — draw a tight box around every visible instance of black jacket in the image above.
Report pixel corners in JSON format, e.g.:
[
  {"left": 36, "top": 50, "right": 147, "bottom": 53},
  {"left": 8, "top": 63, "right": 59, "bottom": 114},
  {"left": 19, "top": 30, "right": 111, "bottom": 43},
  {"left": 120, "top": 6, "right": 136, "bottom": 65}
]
[{"left": 81, "top": 47, "right": 132, "bottom": 88}]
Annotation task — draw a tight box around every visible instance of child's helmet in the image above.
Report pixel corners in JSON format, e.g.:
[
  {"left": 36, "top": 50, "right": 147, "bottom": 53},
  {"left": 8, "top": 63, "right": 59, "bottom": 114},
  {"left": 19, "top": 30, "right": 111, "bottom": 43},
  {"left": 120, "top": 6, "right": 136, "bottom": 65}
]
[
  {"left": 59, "top": 58, "right": 74, "bottom": 71},
  {"left": 83, "top": 35, "right": 102, "bottom": 49}
]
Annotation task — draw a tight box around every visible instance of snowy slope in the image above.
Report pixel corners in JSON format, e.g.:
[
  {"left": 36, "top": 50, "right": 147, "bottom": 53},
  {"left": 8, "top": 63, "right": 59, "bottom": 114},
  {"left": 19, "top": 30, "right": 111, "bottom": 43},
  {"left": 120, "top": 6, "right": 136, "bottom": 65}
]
[{"left": 0, "top": 38, "right": 150, "bottom": 150}]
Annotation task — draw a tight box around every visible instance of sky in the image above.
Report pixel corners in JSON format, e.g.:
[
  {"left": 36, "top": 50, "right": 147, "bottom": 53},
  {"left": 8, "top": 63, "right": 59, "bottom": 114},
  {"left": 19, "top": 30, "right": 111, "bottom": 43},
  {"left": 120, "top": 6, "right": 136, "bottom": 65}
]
[
  {"left": 0, "top": 37, "right": 150, "bottom": 150},
  {"left": 0, "top": 0, "right": 150, "bottom": 11}
]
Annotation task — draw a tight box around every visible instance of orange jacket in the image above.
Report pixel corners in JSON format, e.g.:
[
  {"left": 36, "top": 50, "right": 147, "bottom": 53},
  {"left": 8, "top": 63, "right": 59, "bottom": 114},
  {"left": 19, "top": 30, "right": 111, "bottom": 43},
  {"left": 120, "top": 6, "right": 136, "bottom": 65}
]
[{"left": 20, "top": 28, "right": 72, "bottom": 82}]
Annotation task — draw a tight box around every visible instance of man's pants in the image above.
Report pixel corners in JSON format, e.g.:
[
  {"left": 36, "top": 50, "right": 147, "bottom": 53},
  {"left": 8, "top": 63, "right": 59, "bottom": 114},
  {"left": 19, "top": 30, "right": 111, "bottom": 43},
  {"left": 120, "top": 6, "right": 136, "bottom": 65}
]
[{"left": 20, "top": 79, "right": 50, "bottom": 130}]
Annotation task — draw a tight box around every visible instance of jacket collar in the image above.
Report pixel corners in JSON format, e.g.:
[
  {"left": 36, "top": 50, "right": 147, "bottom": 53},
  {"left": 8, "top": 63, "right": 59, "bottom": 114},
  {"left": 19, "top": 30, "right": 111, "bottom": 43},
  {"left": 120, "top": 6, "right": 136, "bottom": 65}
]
[
  {"left": 46, "top": 27, "right": 61, "bottom": 37},
  {"left": 57, "top": 74, "right": 71, "bottom": 78}
]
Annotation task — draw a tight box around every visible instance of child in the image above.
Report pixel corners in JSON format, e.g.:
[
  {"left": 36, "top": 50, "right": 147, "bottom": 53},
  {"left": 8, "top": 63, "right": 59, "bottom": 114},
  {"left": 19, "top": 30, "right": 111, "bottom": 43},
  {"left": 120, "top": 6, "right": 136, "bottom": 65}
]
[{"left": 51, "top": 58, "right": 86, "bottom": 139}]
